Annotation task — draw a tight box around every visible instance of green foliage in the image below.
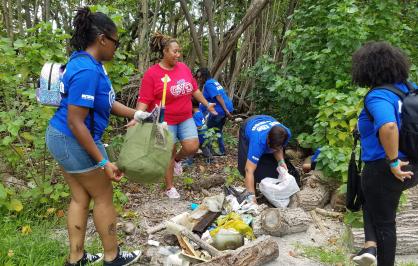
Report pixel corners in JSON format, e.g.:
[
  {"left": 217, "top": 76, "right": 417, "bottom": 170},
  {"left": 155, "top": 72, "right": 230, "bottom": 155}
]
[
  {"left": 203, "top": 127, "right": 222, "bottom": 155},
  {"left": 224, "top": 166, "right": 242, "bottom": 186},
  {"left": 0, "top": 184, "right": 23, "bottom": 214},
  {"left": 0, "top": 15, "right": 135, "bottom": 212},
  {"left": 251, "top": 0, "right": 417, "bottom": 185},
  {"left": 295, "top": 243, "right": 352, "bottom": 265}
]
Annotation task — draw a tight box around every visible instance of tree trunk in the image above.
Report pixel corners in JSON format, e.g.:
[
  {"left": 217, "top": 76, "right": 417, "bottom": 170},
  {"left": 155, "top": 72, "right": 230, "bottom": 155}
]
[
  {"left": 228, "top": 29, "right": 250, "bottom": 99},
  {"left": 276, "top": 0, "right": 298, "bottom": 64},
  {"left": 197, "top": 235, "right": 279, "bottom": 266},
  {"left": 211, "top": 0, "right": 272, "bottom": 78},
  {"left": 16, "top": 0, "right": 24, "bottom": 36},
  {"left": 252, "top": 207, "right": 311, "bottom": 237},
  {"left": 137, "top": 0, "right": 149, "bottom": 73},
  {"left": 350, "top": 209, "right": 418, "bottom": 255},
  {"left": 203, "top": 0, "right": 219, "bottom": 59},
  {"left": 22, "top": 0, "right": 31, "bottom": 29},
  {"left": 191, "top": 174, "right": 225, "bottom": 191},
  {"left": 179, "top": 0, "right": 206, "bottom": 67},
  {"left": 2, "top": 0, "right": 13, "bottom": 39},
  {"left": 44, "top": 0, "right": 50, "bottom": 22},
  {"left": 295, "top": 174, "right": 331, "bottom": 211}
]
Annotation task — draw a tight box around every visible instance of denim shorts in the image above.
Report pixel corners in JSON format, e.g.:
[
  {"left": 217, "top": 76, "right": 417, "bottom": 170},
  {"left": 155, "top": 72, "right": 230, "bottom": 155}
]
[
  {"left": 45, "top": 125, "right": 108, "bottom": 173},
  {"left": 168, "top": 117, "right": 198, "bottom": 143}
]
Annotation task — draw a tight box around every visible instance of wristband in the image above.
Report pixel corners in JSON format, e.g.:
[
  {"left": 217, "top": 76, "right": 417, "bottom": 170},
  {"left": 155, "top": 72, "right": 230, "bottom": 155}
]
[
  {"left": 278, "top": 159, "right": 285, "bottom": 165},
  {"left": 389, "top": 159, "right": 399, "bottom": 168},
  {"left": 97, "top": 158, "right": 108, "bottom": 168}
]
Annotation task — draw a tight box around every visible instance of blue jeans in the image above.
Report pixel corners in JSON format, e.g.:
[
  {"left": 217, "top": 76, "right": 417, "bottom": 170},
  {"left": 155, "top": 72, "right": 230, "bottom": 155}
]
[
  {"left": 167, "top": 117, "right": 198, "bottom": 143},
  {"left": 207, "top": 114, "right": 226, "bottom": 155},
  {"left": 46, "top": 125, "right": 108, "bottom": 173}
]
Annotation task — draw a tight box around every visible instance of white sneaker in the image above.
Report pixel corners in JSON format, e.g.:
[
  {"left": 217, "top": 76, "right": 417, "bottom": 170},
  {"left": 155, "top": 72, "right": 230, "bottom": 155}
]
[
  {"left": 165, "top": 187, "right": 180, "bottom": 199},
  {"left": 173, "top": 160, "right": 183, "bottom": 176}
]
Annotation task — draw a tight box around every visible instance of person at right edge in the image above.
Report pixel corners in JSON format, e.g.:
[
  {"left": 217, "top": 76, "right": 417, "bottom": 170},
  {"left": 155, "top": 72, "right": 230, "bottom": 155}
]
[{"left": 352, "top": 41, "right": 418, "bottom": 266}]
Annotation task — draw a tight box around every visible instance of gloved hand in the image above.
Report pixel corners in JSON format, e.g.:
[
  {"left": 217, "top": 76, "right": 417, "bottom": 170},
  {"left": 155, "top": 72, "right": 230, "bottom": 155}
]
[{"left": 134, "top": 110, "right": 151, "bottom": 121}]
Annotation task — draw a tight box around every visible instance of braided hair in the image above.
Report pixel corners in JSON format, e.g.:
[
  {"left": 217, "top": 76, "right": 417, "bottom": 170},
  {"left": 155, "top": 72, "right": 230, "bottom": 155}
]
[
  {"left": 149, "top": 32, "right": 178, "bottom": 58},
  {"left": 70, "top": 6, "right": 117, "bottom": 51}
]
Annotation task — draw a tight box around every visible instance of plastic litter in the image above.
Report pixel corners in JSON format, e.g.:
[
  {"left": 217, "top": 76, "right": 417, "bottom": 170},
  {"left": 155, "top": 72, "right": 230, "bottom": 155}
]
[
  {"left": 259, "top": 166, "right": 300, "bottom": 208},
  {"left": 210, "top": 212, "right": 255, "bottom": 240}
]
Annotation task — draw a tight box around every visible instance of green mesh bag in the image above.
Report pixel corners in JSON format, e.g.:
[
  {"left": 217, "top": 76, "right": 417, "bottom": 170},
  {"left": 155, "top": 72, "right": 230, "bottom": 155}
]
[{"left": 117, "top": 121, "right": 173, "bottom": 183}]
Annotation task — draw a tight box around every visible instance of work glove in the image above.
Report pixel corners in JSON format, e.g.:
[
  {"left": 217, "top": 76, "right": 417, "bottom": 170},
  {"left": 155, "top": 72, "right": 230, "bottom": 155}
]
[{"left": 134, "top": 110, "right": 151, "bottom": 121}]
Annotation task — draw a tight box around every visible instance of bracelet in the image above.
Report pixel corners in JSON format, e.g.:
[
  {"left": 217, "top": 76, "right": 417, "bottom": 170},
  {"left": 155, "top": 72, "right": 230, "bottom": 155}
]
[
  {"left": 389, "top": 159, "right": 399, "bottom": 168},
  {"left": 97, "top": 158, "right": 108, "bottom": 168},
  {"left": 278, "top": 159, "right": 285, "bottom": 164}
]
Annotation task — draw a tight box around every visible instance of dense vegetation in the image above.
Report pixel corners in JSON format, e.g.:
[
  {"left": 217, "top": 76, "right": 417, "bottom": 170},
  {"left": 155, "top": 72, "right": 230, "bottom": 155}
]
[{"left": 0, "top": 0, "right": 417, "bottom": 263}]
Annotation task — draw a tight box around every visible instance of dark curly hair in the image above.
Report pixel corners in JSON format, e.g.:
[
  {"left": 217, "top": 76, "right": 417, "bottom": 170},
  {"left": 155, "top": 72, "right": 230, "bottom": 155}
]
[
  {"left": 149, "top": 32, "right": 178, "bottom": 58},
  {"left": 70, "top": 6, "right": 117, "bottom": 51},
  {"left": 195, "top": 67, "right": 212, "bottom": 82},
  {"left": 268, "top": 126, "right": 288, "bottom": 150},
  {"left": 351, "top": 41, "right": 410, "bottom": 87}
]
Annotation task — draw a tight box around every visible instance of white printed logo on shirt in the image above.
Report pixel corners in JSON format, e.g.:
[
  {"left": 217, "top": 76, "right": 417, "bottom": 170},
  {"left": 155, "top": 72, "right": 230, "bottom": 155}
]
[
  {"left": 252, "top": 156, "right": 259, "bottom": 161},
  {"left": 251, "top": 121, "right": 280, "bottom": 132},
  {"left": 81, "top": 94, "right": 95, "bottom": 101},
  {"left": 170, "top": 79, "right": 194, "bottom": 97},
  {"left": 108, "top": 86, "right": 115, "bottom": 107}
]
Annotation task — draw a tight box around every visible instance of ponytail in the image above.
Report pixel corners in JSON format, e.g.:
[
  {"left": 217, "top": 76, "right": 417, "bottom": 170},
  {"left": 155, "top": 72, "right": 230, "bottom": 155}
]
[
  {"left": 70, "top": 6, "right": 117, "bottom": 51},
  {"left": 149, "top": 32, "right": 177, "bottom": 58}
]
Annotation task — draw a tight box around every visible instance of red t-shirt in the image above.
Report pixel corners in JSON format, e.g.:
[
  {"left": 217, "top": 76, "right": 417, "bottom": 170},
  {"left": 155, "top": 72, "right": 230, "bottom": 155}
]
[{"left": 138, "top": 62, "right": 198, "bottom": 125}]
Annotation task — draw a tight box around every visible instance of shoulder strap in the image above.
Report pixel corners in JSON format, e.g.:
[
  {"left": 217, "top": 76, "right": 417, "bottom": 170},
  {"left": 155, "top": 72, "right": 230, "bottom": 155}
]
[
  {"left": 364, "top": 84, "right": 407, "bottom": 121},
  {"left": 406, "top": 81, "right": 416, "bottom": 93},
  {"left": 352, "top": 126, "right": 362, "bottom": 170}
]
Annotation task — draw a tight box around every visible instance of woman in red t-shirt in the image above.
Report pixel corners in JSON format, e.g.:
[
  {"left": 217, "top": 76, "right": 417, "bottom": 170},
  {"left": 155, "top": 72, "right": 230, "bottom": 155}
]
[{"left": 132, "top": 33, "right": 216, "bottom": 199}]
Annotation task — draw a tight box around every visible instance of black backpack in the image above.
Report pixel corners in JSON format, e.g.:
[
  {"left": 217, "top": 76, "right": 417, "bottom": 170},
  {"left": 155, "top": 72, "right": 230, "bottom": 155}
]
[
  {"left": 346, "top": 128, "right": 363, "bottom": 212},
  {"left": 364, "top": 82, "right": 418, "bottom": 162}
]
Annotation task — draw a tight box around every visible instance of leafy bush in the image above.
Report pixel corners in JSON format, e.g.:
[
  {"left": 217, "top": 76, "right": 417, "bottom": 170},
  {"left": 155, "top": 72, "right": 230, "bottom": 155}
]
[
  {"left": 251, "top": 0, "right": 417, "bottom": 187},
  {"left": 0, "top": 18, "right": 135, "bottom": 213}
]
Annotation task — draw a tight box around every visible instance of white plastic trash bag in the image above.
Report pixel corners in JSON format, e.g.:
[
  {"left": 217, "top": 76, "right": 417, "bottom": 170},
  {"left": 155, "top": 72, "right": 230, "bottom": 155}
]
[{"left": 259, "top": 166, "right": 300, "bottom": 208}]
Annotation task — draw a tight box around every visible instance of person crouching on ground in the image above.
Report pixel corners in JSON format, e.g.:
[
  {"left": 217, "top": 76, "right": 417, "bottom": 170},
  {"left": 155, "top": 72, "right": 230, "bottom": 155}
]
[{"left": 237, "top": 115, "right": 291, "bottom": 202}]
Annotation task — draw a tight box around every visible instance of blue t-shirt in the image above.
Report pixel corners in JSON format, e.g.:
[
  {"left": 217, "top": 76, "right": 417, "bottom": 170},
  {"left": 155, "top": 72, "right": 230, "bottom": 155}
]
[
  {"left": 358, "top": 82, "right": 418, "bottom": 162},
  {"left": 193, "top": 110, "right": 205, "bottom": 128},
  {"left": 200, "top": 79, "right": 234, "bottom": 116},
  {"left": 49, "top": 51, "right": 116, "bottom": 141},
  {"left": 244, "top": 115, "right": 291, "bottom": 164}
]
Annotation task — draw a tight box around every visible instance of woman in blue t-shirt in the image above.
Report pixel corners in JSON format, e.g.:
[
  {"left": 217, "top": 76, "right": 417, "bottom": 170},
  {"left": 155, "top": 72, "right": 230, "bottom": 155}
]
[
  {"left": 46, "top": 7, "right": 144, "bottom": 266},
  {"left": 351, "top": 41, "right": 418, "bottom": 266},
  {"left": 237, "top": 115, "right": 291, "bottom": 202},
  {"left": 195, "top": 68, "right": 234, "bottom": 155}
]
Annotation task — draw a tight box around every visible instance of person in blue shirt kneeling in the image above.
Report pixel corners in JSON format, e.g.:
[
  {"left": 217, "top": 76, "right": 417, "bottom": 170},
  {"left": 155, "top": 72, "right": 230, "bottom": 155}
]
[
  {"left": 195, "top": 68, "right": 234, "bottom": 155},
  {"left": 237, "top": 115, "right": 291, "bottom": 202},
  {"left": 351, "top": 41, "right": 418, "bottom": 266}
]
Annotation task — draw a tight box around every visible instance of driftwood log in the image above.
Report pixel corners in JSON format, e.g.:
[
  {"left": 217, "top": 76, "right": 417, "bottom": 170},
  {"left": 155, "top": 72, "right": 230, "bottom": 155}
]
[
  {"left": 191, "top": 174, "right": 225, "bottom": 191},
  {"left": 196, "top": 235, "right": 279, "bottom": 266},
  {"left": 252, "top": 207, "right": 311, "bottom": 237},
  {"left": 350, "top": 209, "right": 418, "bottom": 254},
  {"left": 298, "top": 174, "right": 331, "bottom": 211}
]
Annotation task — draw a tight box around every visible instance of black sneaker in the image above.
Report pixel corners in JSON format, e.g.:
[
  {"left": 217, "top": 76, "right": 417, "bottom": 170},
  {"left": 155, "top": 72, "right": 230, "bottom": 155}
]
[
  {"left": 352, "top": 246, "right": 377, "bottom": 266},
  {"left": 64, "top": 251, "right": 103, "bottom": 266},
  {"left": 103, "top": 247, "right": 141, "bottom": 266}
]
